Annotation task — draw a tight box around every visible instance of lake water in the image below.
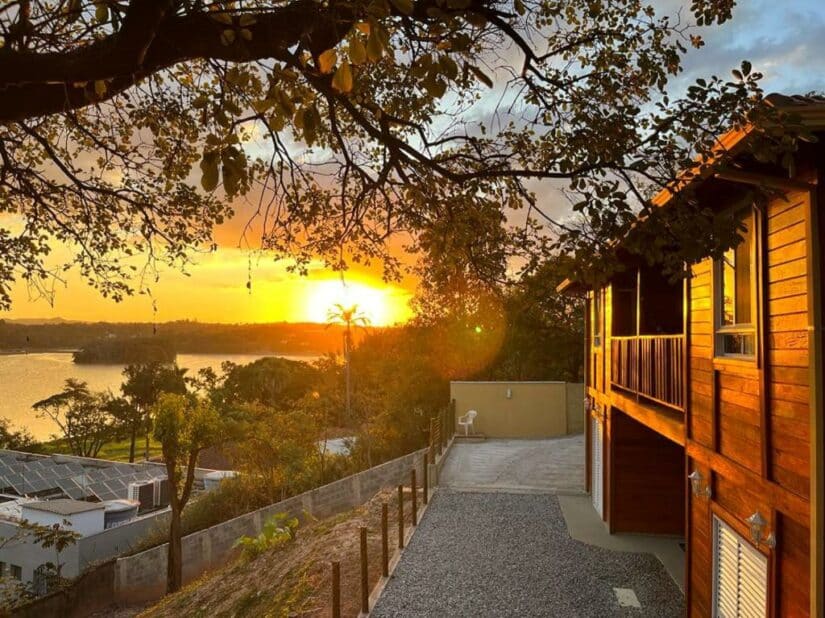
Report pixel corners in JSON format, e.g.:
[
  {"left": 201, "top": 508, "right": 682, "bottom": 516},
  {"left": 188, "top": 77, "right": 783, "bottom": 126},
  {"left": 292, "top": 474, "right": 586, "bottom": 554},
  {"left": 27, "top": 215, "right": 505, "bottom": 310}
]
[{"left": 0, "top": 352, "right": 319, "bottom": 441}]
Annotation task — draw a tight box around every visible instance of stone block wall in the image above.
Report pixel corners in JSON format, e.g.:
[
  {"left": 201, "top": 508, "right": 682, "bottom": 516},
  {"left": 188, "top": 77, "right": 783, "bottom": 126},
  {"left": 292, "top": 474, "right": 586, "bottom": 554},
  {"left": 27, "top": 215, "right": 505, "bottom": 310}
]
[{"left": 114, "top": 447, "right": 429, "bottom": 603}]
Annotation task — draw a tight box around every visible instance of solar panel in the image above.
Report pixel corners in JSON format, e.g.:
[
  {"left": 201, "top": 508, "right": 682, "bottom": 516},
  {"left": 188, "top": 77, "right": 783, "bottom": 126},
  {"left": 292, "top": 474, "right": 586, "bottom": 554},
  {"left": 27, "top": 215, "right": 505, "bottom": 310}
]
[{"left": 56, "top": 478, "right": 86, "bottom": 500}]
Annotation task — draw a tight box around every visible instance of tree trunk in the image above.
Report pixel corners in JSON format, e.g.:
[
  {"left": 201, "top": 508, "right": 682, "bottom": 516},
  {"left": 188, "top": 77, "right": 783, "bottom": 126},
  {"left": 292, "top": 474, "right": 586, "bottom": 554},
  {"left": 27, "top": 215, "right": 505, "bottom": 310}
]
[
  {"left": 129, "top": 426, "right": 137, "bottom": 463},
  {"left": 145, "top": 409, "right": 151, "bottom": 460},
  {"left": 166, "top": 504, "right": 183, "bottom": 593}
]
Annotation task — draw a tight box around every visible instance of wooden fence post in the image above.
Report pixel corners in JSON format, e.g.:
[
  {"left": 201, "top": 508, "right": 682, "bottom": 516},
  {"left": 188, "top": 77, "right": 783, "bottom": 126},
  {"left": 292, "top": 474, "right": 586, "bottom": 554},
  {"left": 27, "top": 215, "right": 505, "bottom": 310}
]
[
  {"left": 422, "top": 454, "right": 429, "bottom": 505},
  {"left": 411, "top": 468, "right": 417, "bottom": 526},
  {"left": 360, "top": 527, "right": 369, "bottom": 615},
  {"left": 381, "top": 503, "right": 389, "bottom": 577},
  {"left": 397, "top": 484, "right": 404, "bottom": 549},
  {"left": 331, "top": 561, "right": 340, "bottom": 618}
]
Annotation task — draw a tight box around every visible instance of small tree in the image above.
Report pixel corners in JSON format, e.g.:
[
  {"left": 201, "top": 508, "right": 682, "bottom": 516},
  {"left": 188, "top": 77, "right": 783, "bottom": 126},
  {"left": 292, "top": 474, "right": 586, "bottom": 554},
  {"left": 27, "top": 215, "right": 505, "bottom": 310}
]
[
  {"left": 33, "top": 379, "right": 113, "bottom": 457},
  {"left": 153, "top": 393, "right": 221, "bottom": 593},
  {"left": 122, "top": 363, "right": 187, "bottom": 461},
  {"left": 0, "top": 417, "right": 34, "bottom": 451},
  {"left": 19, "top": 519, "right": 81, "bottom": 591}
]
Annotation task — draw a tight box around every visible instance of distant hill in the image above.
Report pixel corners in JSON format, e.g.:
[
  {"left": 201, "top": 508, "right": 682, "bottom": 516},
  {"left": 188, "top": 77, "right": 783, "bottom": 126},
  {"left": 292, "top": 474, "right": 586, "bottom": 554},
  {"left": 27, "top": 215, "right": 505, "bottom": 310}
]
[{"left": 0, "top": 320, "right": 375, "bottom": 358}]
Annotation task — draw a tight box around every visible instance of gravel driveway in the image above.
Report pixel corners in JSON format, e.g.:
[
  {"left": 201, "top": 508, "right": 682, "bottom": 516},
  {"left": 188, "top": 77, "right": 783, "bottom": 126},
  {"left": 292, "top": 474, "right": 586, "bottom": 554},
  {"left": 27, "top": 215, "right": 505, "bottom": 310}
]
[{"left": 370, "top": 490, "right": 684, "bottom": 617}]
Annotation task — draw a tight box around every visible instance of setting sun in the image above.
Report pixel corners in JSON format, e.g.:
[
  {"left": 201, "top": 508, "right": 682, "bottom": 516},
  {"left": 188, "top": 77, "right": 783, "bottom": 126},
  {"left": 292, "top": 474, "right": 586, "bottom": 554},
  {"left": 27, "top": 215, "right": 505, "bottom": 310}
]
[{"left": 305, "top": 279, "right": 412, "bottom": 326}]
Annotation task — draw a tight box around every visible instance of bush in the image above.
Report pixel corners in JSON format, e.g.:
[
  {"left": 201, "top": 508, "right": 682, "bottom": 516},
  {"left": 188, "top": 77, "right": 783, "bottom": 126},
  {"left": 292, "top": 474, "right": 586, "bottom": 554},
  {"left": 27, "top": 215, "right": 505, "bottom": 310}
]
[{"left": 234, "top": 513, "right": 298, "bottom": 560}]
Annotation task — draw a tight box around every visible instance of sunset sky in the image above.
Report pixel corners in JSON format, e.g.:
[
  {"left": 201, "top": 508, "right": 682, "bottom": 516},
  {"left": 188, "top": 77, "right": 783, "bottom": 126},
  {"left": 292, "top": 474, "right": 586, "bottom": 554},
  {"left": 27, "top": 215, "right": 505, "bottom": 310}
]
[{"left": 3, "top": 0, "right": 823, "bottom": 326}]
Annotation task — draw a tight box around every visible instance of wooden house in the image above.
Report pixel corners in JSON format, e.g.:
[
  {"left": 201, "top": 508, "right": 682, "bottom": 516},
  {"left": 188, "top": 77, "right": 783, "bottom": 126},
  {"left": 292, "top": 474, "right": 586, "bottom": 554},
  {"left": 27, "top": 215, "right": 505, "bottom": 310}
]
[{"left": 561, "top": 94, "right": 825, "bottom": 617}]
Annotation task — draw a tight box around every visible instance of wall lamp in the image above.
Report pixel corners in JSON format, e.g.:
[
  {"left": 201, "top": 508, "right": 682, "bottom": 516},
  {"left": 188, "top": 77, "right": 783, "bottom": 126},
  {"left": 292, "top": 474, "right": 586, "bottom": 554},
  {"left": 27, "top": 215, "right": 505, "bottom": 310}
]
[
  {"left": 688, "top": 470, "right": 711, "bottom": 498},
  {"left": 745, "top": 511, "right": 776, "bottom": 549}
]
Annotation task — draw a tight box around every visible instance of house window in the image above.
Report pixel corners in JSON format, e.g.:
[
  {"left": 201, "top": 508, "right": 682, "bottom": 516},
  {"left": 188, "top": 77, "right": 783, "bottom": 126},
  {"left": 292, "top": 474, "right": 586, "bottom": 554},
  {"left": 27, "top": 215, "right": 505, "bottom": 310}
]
[
  {"left": 0, "top": 561, "right": 5, "bottom": 577},
  {"left": 713, "top": 516, "right": 768, "bottom": 617},
  {"left": 10, "top": 564, "right": 22, "bottom": 580},
  {"left": 593, "top": 289, "right": 603, "bottom": 347},
  {"left": 716, "top": 207, "right": 756, "bottom": 357}
]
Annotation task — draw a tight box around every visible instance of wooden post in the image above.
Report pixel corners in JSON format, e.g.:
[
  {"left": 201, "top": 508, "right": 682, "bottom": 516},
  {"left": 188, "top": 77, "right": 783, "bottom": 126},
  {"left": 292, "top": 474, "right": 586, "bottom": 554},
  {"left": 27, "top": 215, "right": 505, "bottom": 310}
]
[
  {"left": 331, "top": 561, "right": 341, "bottom": 618},
  {"left": 360, "top": 527, "right": 369, "bottom": 615},
  {"left": 397, "top": 484, "right": 404, "bottom": 549},
  {"left": 411, "top": 468, "right": 418, "bottom": 525},
  {"left": 381, "top": 502, "right": 389, "bottom": 577},
  {"left": 422, "top": 455, "right": 429, "bottom": 505},
  {"left": 429, "top": 418, "right": 436, "bottom": 463}
]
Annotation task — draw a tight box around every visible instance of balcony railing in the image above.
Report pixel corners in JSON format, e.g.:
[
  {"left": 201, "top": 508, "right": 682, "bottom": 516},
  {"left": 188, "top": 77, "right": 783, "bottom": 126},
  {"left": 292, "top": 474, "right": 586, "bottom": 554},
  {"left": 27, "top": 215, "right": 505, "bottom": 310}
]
[{"left": 610, "top": 335, "right": 685, "bottom": 411}]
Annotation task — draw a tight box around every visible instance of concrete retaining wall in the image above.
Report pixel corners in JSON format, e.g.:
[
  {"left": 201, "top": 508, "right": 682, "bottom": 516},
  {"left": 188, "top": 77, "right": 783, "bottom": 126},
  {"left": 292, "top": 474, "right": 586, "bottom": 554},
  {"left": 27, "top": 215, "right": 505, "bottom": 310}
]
[
  {"left": 114, "top": 448, "right": 429, "bottom": 603},
  {"left": 450, "top": 381, "right": 585, "bottom": 438}
]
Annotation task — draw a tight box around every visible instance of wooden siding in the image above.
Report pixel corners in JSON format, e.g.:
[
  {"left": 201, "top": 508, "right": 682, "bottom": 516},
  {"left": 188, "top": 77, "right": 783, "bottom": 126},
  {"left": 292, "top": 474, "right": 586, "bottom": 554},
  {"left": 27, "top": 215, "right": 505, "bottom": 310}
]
[
  {"left": 686, "top": 188, "right": 814, "bottom": 617},
  {"left": 610, "top": 410, "right": 685, "bottom": 534}
]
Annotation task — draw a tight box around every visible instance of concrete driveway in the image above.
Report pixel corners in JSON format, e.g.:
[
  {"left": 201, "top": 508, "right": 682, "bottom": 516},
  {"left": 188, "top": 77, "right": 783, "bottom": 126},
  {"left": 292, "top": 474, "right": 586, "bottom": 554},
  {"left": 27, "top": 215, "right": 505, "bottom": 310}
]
[{"left": 439, "top": 436, "right": 584, "bottom": 494}]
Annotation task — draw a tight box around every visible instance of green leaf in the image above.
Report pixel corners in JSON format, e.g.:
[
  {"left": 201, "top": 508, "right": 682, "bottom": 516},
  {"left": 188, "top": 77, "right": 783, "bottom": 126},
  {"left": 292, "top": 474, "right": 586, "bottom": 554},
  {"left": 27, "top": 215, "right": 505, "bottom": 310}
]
[
  {"left": 389, "top": 0, "right": 414, "bottom": 15},
  {"left": 209, "top": 12, "right": 234, "bottom": 26},
  {"left": 94, "top": 80, "right": 107, "bottom": 98},
  {"left": 366, "top": 30, "right": 384, "bottom": 62},
  {"left": 95, "top": 2, "right": 109, "bottom": 22},
  {"left": 318, "top": 49, "right": 337, "bottom": 74},
  {"left": 220, "top": 29, "right": 236, "bottom": 46},
  {"left": 349, "top": 38, "right": 367, "bottom": 65},
  {"left": 240, "top": 28, "right": 252, "bottom": 41},
  {"left": 514, "top": 0, "right": 525, "bottom": 15},
  {"left": 238, "top": 14, "right": 257, "bottom": 27},
  {"left": 332, "top": 62, "right": 354, "bottom": 93},
  {"left": 200, "top": 151, "right": 220, "bottom": 192}
]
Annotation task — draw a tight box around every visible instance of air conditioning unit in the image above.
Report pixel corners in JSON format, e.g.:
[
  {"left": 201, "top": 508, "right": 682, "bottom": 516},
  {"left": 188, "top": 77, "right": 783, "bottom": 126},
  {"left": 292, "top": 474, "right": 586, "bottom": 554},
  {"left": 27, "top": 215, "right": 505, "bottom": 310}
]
[
  {"left": 153, "top": 478, "right": 170, "bottom": 507},
  {"left": 128, "top": 481, "right": 154, "bottom": 511}
]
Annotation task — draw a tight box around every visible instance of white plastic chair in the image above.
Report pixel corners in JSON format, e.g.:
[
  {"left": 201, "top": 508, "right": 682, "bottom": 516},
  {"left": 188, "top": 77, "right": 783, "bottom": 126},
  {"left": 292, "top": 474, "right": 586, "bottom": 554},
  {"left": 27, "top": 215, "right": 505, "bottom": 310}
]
[{"left": 458, "top": 410, "right": 477, "bottom": 436}]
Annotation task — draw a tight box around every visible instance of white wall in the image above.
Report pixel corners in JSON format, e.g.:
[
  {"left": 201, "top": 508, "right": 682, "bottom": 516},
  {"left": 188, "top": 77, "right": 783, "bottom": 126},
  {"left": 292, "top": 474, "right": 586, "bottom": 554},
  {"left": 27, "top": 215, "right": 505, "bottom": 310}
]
[{"left": 21, "top": 506, "right": 105, "bottom": 538}]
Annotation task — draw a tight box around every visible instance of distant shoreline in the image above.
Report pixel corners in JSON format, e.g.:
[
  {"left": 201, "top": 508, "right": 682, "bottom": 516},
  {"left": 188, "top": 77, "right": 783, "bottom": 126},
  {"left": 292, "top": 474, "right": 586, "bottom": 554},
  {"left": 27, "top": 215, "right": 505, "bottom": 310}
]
[
  {"left": 0, "top": 348, "right": 79, "bottom": 355},
  {"left": 0, "top": 349, "right": 324, "bottom": 360}
]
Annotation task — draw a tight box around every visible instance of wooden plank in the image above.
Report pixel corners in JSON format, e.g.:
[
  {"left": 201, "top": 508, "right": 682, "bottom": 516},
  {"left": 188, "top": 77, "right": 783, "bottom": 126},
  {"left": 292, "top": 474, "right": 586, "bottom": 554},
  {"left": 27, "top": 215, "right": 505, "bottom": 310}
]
[
  {"left": 768, "top": 257, "right": 807, "bottom": 282},
  {"left": 769, "top": 294, "right": 808, "bottom": 317},
  {"left": 768, "top": 202, "right": 806, "bottom": 231},
  {"left": 772, "top": 416, "right": 810, "bottom": 441},
  {"left": 769, "top": 330, "right": 809, "bottom": 350},
  {"left": 686, "top": 440, "right": 809, "bottom": 524},
  {"left": 771, "top": 349, "right": 810, "bottom": 368},
  {"left": 609, "top": 390, "right": 685, "bottom": 446},
  {"left": 770, "top": 382, "right": 810, "bottom": 404},
  {"left": 768, "top": 195, "right": 805, "bottom": 220},
  {"left": 767, "top": 221, "right": 807, "bottom": 251},
  {"left": 770, "top": 366, "right": 810, "bottom": 386},
  {"left": 769, "top": 275, "right": 808, "bottom": 300},
  {"left": 769, "top": 312, "right": 809, "bottom": 332},
  {"left": 768, "top": 238, "right": 807, "bottom": 264},
  {"left": 771, "top": 398, "right": 810, "bottom": 421}
]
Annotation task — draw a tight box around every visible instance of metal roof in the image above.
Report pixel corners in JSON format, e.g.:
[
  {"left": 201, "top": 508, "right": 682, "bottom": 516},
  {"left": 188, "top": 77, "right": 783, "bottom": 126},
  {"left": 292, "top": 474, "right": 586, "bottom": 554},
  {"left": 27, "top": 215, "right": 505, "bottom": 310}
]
[{"left": 23, "top": 498, "right": 105, "bottom": 516}]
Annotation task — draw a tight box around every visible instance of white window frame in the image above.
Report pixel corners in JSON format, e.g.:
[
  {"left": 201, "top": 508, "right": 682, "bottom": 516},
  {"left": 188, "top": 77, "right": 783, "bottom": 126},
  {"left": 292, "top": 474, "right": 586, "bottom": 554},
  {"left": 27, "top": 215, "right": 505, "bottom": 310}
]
[{"left": 714, "top": 205, "right": 759, "bottom": 361}]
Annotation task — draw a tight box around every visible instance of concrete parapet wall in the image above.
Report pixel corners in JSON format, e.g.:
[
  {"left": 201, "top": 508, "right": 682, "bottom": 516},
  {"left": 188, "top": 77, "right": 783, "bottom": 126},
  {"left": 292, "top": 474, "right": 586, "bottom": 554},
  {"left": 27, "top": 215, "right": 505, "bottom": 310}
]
[{"left": 450, "top": 381, "right": 585, "bottom": 439}]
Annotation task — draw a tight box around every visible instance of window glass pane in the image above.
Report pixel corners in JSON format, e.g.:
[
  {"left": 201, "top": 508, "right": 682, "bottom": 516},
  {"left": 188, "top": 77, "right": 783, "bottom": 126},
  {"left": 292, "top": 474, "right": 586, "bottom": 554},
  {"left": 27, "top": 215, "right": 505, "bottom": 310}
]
[
  {"left": 593, "top": 291, "right": 602, "bottom": 346},
  {"left": 722, "top": 248, "right": 735, "bottom": 326},
  {"left": 720, "top": 208, "right": 753, "bottom": 327},
  {"left": 735, "top": 213, "right": 753, "bottom": 324},
  {"left": 723, "top": 333, "right": 755, "bottom": 356}
]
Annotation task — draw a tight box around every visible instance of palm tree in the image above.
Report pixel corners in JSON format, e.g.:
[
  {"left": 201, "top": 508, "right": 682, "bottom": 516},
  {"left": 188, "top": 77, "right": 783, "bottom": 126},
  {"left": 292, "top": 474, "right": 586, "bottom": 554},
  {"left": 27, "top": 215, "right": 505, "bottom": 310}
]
[{"left": 326, "top": 303, "right": 370, "bottom": 425}]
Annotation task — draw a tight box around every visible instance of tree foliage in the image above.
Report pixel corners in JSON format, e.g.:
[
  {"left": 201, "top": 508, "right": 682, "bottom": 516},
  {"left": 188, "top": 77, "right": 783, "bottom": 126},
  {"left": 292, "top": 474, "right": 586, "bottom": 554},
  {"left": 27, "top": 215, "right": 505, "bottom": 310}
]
[
  {"left": 153, "top": 392, "right": 223, "bottom": 593},
  {"left": 0, "top": 0, "right": 809, "bottom": 308},
  {"left": 32, "top": 379, "right": 114, "bottom": 457}
]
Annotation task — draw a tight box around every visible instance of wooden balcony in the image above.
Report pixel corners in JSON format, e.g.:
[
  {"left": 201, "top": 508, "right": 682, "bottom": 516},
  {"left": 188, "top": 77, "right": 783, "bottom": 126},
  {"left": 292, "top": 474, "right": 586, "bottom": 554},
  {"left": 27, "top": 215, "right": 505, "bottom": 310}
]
[{"left": 610, "top": 335, "right": 685, "bottom": 411}]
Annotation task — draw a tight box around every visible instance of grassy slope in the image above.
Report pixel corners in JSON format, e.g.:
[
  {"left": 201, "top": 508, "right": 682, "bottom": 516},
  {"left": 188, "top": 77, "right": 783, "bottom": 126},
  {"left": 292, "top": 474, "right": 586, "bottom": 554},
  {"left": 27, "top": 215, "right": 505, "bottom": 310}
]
[
  {"left": 35, "top": 436, "right": 163, "bottom": 462},
  {"left": 139, "top": 487, "right": 417, "bottom": 618}
]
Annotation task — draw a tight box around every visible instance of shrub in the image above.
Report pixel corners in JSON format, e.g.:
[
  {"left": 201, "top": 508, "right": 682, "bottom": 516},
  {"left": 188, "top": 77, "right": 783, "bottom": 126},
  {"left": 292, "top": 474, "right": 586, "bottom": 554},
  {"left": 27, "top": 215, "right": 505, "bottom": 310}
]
[{"left": 234, "top": 513, "right": 298, "bottom": 560}]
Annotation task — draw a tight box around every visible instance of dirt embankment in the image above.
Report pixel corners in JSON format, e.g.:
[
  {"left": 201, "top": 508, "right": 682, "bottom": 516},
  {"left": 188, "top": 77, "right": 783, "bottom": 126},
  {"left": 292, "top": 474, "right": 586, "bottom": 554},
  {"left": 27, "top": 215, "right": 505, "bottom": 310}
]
[{"left": 130, "top": 487, "right": 418, "bottom": 618}]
